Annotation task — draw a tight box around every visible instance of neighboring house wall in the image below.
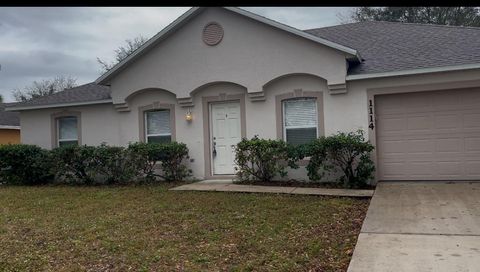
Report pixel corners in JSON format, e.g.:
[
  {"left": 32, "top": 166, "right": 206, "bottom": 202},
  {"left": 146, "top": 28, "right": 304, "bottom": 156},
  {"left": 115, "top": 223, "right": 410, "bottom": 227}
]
[{"left": 0, "top": 129, "right": 20, "bottom": 144}]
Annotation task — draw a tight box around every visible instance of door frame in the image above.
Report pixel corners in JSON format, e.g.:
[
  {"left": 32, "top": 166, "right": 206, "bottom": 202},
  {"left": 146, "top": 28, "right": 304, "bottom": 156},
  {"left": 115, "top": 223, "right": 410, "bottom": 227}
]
[{"left": 202, "top": 93, "right": 247, "bottom": 179}]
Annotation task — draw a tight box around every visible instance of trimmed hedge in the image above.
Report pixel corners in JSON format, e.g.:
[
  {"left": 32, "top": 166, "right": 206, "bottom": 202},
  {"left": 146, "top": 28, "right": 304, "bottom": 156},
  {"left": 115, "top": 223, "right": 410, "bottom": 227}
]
[
  {"left": 128, "top": 142, "right": 192, "bottom": 182},
  {"left": 232, "top": 130, "right": 375, "bottom": 188},
  {"left": 51, "top": 145, "right": 98, "bottom": 185},
  {"left": 0, "top": 131, "right": 375, "bottom": 188},
  {"left": 0, "top": 142, "right": 192, "bottom": 185},
  {"left": 233, "top": 136, "right": 300, "bottom": 182},
  {"left": 0, "top": 144, "right": 54, "bottom": 185},
  {"left": 306, "top": 130, "right": 375, "bottom": 188}
]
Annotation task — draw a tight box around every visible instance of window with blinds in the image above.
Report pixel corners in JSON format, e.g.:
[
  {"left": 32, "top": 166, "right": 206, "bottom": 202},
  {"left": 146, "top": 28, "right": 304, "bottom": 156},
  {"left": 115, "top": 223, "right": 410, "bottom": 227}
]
[
  {"left": 145, "top": 110, "right": 171, "bottom": 143},
  {"left": 57, "top": 116, "right": 79, "bottom": 147},
  {"left": 283, "top": 98, "right": 317, "bottom": 145}
]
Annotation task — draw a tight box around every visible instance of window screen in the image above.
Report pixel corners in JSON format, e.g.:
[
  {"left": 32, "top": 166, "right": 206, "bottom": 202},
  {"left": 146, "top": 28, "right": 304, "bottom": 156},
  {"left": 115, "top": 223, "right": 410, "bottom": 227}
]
[
  {"left": 283, "top": 98, "right": 317, "bottom": 145},
  {"left": 145, "top": 110, "right": 171, "bottom": 143}
]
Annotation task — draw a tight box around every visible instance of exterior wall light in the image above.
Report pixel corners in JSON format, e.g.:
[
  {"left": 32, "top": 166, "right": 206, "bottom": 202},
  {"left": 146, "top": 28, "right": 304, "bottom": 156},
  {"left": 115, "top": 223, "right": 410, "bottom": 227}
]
[{"left": 185, "top": 109, "right": 193, "bottom": 122}]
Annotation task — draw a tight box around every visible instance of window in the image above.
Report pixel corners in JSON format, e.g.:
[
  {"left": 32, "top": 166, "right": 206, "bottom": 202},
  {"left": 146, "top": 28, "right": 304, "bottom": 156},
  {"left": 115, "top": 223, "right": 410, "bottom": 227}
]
[
  {"left": 283, "top": 98, "right": 317, "bottom": 145},
  {"left": 145, "top": 109, "right": 171, "bottom": 143},
  {"left": 57, "top": 116, "right": 79, "bottom": 147}
]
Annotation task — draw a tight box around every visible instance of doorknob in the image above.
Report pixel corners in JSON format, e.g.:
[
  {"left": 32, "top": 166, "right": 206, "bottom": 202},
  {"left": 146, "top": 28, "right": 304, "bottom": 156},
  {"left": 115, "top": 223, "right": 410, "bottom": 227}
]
[{"left": 212, "top": 138, "right": 217, "bottom": 157}]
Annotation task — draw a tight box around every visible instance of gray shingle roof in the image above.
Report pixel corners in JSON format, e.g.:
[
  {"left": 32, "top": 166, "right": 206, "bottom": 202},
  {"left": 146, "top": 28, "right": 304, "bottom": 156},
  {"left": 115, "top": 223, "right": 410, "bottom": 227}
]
[
  {"left": 8, "top": 82, "right": 111, "bottom": 109},
  {"left": 0, "top": 103, "right": 20, "bottom": 127},
  {"left": 10, "top": 21, "right": 480, "bottom": 109},
  {"left": 305, "top": 21, "right": 480, "bottom": 75}
]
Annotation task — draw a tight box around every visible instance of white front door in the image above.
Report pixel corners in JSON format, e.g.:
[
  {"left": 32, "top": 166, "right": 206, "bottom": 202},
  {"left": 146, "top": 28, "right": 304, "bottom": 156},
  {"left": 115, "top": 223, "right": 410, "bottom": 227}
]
[{"left": 211, "top": 102, "right": 241, "bottom": 175}]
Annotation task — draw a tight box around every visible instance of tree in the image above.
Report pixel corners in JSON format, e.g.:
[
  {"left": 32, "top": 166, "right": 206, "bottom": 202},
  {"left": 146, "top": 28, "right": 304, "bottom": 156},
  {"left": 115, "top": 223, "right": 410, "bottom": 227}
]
[
  {"left": 348, "top": 7, "right": 480, "bottom": 27},
  {"left": 0, "top": 94, "right": 3, "bottom": 103},
  {"left": 12, "top": 76, "right": 77, "bottom": 102},
  {"left": 97, "top": 35, "right": 148, "bottom": 72}
]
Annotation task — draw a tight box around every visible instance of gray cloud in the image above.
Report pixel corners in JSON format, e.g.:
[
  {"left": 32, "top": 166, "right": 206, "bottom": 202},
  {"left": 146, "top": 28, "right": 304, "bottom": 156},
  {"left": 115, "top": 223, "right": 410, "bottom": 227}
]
[{"left": 0, "top": 7, "right": 353, "bottom": 102}]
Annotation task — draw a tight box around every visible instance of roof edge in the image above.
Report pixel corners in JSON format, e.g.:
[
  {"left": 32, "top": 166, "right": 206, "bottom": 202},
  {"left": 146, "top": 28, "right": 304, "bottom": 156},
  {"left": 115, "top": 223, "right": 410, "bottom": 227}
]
[
  {"left": 346, "top": 63, "right": 480, "bottom": 81},
  {"left": 96, "top": 7, "right": 361, "bottom": 85},
  {"left": 5, "top": 99, "right": 113, "bottom": 111},
  {"left": 0, "top": 125, "right": 20, "bottom": 130}
]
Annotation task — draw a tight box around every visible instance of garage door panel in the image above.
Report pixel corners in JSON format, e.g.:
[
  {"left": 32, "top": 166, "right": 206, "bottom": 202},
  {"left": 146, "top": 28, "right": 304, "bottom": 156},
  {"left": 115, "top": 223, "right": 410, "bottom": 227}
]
[
  {"left": 380, "top": 162, "right": 406, "bottom": 178},
  {"left": 463, "top": 113, "right": 480, "bottom": 128},
  {"left": 407, "top": 115, "right": 432, "bottom": 131},
  {"left": 434, "top": 114, "right": 460, "bottom": 129},
  {"left": 436, "top": 162, "right": 462, "bottom": 176},
  {"left": 432, "top": 91, "right": 460, "bottom": 106},
  {"left": 465, "top": 161, "right": 480, "bottom": 175},
  {"left": 408, "top": 139, "right": 434, "bottom": 153},
  {"left": 377, "top": 117, "right": 406, "bottom": 132},
  {"left": 407, "top": 162, "right": 435, "bottom": 176},
  {"left": 376, "top": 88, "right": 480, "bottom": 181},
  {"left": 403, "top": 93, "right": 431, "bottom": 109},
  {"left": 436, "top": 138, "right": 462, "bottom": 153},
  {"left": 378, "top": 139, "right": 406, "bottom": 155},
  {"left": 465, "top": 137, "right": 480, "bottom": 152}
]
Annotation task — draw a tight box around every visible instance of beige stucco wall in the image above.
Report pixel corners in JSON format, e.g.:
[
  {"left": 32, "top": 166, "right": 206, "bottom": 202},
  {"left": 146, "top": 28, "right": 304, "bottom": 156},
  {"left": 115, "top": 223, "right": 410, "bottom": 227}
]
[
  {"left": 20, "top": 104, "right": 120, "bottom": 148},
  {"left": 17, "top": 7, "right": 480, "bottom": 182},
  {"left": 107, "top": 7, "right": 348, "bottom": 104}
]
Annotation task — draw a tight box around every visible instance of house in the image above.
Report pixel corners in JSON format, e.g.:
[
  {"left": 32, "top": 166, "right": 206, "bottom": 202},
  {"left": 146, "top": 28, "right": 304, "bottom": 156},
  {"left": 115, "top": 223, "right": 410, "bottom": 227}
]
[
  {"left": 6, "top": 7, "right": 480, "bottom": 182},
  {"left": 0, "top": 103, "right": 20, "bottom": 145}
]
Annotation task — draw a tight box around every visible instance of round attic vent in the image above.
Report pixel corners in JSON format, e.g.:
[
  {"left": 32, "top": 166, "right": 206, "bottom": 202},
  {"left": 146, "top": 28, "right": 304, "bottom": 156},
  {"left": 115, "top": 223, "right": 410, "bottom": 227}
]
[{"left": 203, "top": 22, "right": 224, "bottom": 46}]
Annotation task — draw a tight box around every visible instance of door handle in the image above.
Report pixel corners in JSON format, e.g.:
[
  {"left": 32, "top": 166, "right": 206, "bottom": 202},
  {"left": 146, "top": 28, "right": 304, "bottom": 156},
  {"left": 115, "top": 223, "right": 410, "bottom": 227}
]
[{"left": 212, "top": 137, "right": 217, "bottom": 157}]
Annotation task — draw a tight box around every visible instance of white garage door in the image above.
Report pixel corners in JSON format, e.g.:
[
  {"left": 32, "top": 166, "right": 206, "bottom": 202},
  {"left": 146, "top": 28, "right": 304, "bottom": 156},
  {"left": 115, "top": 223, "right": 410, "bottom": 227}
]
[{"left": 376, "top": 88, "right": 480, "bottom": 181}]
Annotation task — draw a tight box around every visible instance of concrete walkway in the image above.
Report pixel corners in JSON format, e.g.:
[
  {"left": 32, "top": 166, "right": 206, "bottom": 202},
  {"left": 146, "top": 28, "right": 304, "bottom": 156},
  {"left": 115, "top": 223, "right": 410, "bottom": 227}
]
[
  {"left": 170, "top": 181, "right": 374, "bottom": 197},
  {"left": 347, "top": 181, "right": 480, "bottom": 272}
]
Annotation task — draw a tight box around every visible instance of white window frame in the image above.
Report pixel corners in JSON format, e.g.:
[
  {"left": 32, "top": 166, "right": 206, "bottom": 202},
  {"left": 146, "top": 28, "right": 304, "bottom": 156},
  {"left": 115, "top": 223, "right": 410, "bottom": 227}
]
[
  {"left": 282, "top": 98, "right": 318, "bottom": 143},
  {"left": 144, "top": 109, "right": 172, "bottom": 143},
  {"left": 57, "top": 116, "right": 79, "bottom": 146}
]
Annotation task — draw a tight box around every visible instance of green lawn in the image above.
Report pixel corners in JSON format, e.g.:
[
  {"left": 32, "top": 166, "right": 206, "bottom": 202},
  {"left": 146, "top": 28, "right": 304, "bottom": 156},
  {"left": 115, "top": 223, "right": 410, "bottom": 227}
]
[{"left": 0, "top": 184, "right": 369, "bottom": 271}]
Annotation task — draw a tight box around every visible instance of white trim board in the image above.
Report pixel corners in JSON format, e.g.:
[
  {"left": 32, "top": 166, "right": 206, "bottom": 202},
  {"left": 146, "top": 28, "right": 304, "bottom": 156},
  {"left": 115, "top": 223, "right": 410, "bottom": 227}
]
[
  {"left": 95, "top": 7, "right": 361, "bottom": 85},
  {"left": 346, "top": 63, "right": 480, "bottom": 81},
  {"left": 5, "top": 99, "right": 113, "bottom": 111},
  {"left": 0, "top": 125, "right": 20, "bottom": 130}
]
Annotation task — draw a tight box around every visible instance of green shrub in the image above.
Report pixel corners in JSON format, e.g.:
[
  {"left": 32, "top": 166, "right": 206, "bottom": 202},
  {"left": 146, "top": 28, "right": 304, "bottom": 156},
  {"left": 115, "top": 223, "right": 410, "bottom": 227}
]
[
  {"left": 51, "top": 145, "right": 97, "bottom": 185},
  {"left": 0, "top": 142, "right": 192, "bottom": 186},
  {"left": 52, "top": 144, "right": 150, "bottom": 185},
  {"left": 128, "top": 142, "right": 192, "bottom": 182},
  {"left": 0, "top": 144, "right": 54, "bottom": 185},
  {"left": 233, "top": 136, "right": 300, "bottom": 182},
  {"left": 306, "top": 130, "right": 375, "bottom": 188},
  {"left": 91, "top": 144, "right": 140, "bottom": 184}
]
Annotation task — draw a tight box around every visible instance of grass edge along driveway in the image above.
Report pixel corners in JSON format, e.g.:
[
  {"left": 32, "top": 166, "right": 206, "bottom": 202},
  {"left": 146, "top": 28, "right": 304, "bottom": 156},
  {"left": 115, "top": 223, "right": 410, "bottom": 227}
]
[{"left": 0, "top": 184, "right": 369, "bottom": 271}]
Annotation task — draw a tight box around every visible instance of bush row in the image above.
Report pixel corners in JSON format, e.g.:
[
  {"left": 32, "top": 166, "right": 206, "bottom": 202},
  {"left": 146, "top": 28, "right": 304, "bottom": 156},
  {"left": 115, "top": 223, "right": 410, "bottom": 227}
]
[
  {"left": 0, "top": 142, "right": 192, "bottom": 185},
  {"left": 234, "top": 130, "right": 375, "bottom": 188}
]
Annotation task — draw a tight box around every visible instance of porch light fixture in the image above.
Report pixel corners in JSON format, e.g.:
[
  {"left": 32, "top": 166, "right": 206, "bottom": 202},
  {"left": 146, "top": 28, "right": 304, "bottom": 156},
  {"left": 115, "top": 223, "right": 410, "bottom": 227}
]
[{"left": 185, "top": 109, "right": 193, "bottom": 122}]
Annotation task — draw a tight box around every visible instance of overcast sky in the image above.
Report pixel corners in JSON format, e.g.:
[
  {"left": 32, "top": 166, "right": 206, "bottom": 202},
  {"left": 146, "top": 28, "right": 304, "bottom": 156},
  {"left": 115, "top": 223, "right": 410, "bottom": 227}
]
[{"left": 0, "top": 7, "right": 354, "bottom": 102}]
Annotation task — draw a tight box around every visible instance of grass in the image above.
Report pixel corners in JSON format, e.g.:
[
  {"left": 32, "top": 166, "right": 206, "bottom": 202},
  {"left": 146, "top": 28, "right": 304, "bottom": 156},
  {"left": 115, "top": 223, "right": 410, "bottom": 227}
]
[{"left": 0, "top": 184, "right": 369, "bottom": 271}]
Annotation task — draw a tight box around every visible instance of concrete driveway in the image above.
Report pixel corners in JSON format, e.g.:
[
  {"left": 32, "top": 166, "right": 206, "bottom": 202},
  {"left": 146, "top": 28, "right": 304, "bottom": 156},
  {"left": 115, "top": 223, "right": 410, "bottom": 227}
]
[{"left": 348, "top": 182, "right": 480, "bottom": 272}]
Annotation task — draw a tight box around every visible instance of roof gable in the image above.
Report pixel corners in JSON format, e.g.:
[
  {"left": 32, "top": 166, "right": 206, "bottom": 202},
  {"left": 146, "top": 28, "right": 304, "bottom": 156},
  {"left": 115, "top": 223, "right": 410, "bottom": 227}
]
[{"left": 95, "top": 7, "right": 361, "bottom": 85}]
